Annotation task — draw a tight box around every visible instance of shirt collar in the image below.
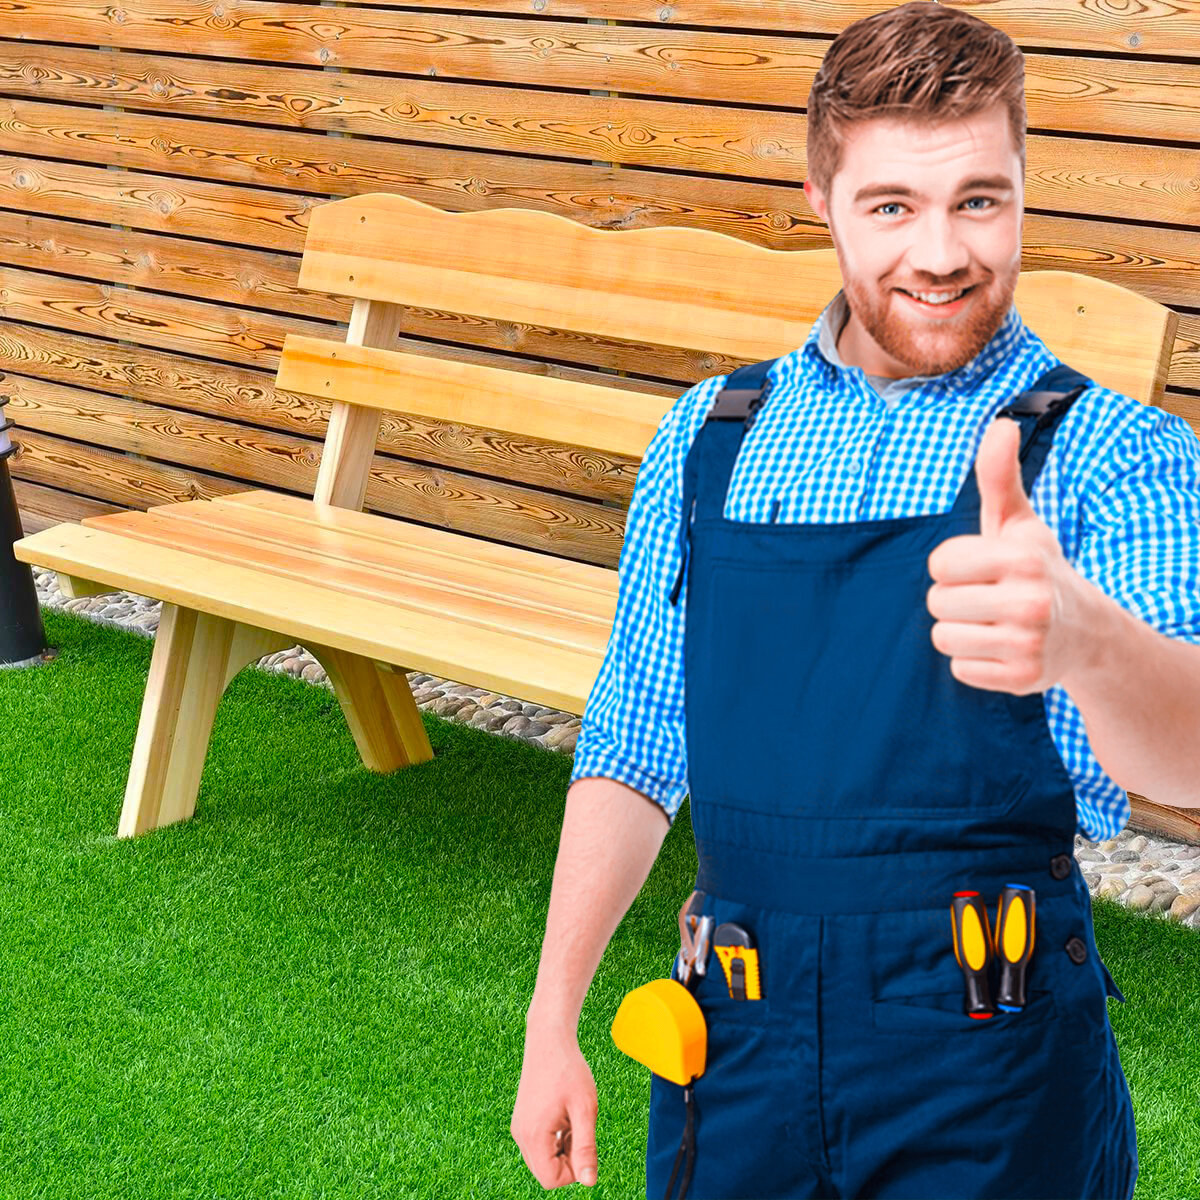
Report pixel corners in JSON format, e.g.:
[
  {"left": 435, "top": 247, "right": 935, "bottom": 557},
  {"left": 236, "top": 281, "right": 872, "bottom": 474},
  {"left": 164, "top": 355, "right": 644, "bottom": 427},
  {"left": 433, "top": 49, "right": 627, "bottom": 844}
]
[{"left": 803, "top": 287, "right": 1033, "bottom": 396}]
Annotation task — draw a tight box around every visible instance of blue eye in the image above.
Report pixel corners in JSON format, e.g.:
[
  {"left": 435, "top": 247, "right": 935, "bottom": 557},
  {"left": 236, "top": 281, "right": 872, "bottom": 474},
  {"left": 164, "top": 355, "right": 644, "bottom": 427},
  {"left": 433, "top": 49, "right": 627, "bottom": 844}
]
[
  {"left": 875, "top": 202, "right": 904, "bottom": 216},
  {"left": 964, "top": 196, "right": 995, "bottom": 210}
]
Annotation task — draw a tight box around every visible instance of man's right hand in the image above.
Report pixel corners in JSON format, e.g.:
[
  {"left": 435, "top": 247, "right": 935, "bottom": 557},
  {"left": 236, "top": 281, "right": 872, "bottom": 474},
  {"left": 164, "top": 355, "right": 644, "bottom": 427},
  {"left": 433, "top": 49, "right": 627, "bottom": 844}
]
[{"left": 511, "top": 1022, "right": 599, "bottom": 1189}]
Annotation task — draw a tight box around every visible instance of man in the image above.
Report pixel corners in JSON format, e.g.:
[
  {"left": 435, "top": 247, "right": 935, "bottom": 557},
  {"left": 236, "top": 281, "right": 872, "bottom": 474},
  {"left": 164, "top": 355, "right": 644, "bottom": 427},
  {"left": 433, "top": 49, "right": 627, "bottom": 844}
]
[{"left": 512, "top": 4, "right": 1200, "bottom": 1196}]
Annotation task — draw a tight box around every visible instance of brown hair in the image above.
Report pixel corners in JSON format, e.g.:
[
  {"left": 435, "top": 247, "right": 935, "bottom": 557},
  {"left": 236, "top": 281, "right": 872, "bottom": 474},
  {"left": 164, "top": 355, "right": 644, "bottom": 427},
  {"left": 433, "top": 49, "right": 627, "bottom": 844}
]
[{"left": 806, "top": 1, "right": 1026, "bottom": 199}]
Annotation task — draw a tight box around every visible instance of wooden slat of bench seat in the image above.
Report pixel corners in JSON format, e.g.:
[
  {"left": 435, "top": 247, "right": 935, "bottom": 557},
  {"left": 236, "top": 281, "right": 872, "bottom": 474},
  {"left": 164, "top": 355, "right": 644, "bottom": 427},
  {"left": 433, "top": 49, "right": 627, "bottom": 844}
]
[
  {"left": 11, "top": 522, "right": 605, "bottom": 715},
  {"left": 210, "top": 491, "right": 620, "bottom": 593},
  {"left": 79, "top": 503, "right": 618, "bottom": 643}
]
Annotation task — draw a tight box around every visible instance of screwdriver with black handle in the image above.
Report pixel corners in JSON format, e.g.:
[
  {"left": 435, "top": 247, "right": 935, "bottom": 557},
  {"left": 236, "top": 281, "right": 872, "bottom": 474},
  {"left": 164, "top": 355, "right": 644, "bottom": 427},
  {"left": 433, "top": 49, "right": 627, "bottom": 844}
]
[
  {"left": 993, "top": 884, "right": 1035, "bottom": 1012},
  {"left": 950, "top": 891, "right": 995, "bottom": 1019}
]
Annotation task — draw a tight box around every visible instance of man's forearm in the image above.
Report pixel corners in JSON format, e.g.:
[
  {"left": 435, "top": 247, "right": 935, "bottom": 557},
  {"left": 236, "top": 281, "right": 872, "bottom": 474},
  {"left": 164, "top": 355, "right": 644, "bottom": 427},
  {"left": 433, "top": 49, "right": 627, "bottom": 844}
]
[
  {"left": 1061, "top": 570, "right": 1200, "bottom": 809},
  {"left": 526, "top": 776, "right": 672, "bottom": 1036}
]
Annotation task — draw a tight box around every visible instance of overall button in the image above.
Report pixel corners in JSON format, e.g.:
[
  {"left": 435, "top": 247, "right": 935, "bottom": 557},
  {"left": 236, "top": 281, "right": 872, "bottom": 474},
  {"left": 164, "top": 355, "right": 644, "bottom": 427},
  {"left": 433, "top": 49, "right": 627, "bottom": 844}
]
[
  {"left": 1050, "top": 853, "right": 1073, "bottom": 879},
  {"left": 1065, "top": 936, "right": 1088, "bottom": 964}
]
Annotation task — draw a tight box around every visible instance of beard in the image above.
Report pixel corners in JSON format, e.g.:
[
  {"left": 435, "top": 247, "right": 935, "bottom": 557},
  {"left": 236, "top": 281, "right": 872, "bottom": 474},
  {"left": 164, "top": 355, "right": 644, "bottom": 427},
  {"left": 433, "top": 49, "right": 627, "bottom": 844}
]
[{"left": 837, "top": 253, "right": 1021, "bottom": 377}]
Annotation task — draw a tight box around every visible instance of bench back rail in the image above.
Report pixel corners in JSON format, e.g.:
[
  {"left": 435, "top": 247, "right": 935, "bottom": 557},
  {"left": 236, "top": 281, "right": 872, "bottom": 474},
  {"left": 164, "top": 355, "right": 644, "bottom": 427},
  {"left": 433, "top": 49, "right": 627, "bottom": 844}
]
[{"left": 275, "top": 194, "right": 1178, "bottom": 518}]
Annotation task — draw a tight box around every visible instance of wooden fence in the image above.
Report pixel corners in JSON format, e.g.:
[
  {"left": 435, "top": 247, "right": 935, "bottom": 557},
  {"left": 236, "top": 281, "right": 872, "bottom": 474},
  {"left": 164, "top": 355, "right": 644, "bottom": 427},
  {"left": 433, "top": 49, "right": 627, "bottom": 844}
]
[{"left": 1, "top": 0, "right": 1197, "bottom": 574}]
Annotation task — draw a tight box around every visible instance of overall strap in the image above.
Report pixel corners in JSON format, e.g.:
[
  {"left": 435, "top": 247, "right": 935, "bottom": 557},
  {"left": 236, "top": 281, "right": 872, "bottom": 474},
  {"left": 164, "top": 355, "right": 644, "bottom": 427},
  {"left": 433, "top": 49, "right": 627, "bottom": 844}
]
[
  {"left": 668, "top": 358, "right": 780, "bottom": 607},
  {"left": 952, "top": 362, "right": 1092, "bottom": 517}
]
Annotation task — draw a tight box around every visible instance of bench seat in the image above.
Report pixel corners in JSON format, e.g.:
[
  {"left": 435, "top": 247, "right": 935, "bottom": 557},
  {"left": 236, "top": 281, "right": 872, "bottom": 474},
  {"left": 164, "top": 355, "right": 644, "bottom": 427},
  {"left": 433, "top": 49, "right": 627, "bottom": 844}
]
[{"left": 17, "top": 489, "right": 618, "bottom": 718}]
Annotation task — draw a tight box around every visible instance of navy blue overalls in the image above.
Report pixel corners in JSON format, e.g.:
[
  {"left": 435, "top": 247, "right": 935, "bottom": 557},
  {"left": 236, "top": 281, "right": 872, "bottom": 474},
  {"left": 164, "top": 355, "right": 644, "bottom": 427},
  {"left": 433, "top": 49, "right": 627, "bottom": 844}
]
[{"left": 645, "top": 360, "right": 1139, "bottom": 1200}]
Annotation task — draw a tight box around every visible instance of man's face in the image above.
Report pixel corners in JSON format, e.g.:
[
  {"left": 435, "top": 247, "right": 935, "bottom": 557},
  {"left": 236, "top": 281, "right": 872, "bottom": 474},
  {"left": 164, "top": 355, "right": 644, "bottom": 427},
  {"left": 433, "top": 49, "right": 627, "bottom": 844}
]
[{"left": 804, "top": 102, "right": 1023, "bottom": 379}]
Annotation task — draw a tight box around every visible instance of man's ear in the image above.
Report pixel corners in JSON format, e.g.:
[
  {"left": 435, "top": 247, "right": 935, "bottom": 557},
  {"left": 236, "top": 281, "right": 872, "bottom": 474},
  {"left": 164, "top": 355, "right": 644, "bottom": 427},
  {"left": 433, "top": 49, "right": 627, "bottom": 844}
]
[{"left": 804, "top": 179, "right": 829, "bottom": 226}]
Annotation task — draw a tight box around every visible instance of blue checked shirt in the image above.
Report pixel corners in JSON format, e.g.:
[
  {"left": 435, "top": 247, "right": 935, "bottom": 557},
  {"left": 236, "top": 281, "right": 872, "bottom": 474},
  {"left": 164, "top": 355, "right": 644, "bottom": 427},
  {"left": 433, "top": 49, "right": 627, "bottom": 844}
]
[{"left": 569, "top": 291, "right": 1200, "bottom": 842}]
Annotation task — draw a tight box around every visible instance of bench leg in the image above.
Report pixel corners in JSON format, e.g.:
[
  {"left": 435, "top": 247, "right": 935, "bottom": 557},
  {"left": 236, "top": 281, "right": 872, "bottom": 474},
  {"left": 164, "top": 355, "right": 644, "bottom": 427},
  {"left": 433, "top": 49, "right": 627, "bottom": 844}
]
[
  {"left": 306, "top": 644, "right": 434, "bottom": 773},
  {"left": 118, "top": 606, "right": 291, "bottom": 838}
]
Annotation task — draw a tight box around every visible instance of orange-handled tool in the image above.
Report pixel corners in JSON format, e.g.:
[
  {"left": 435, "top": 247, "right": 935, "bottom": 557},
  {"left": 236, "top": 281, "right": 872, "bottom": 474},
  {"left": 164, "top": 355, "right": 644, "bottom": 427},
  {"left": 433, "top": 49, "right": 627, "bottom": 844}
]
[
  {"left": 950, "top": 891, "right": 995, "bottom": 1020},
  {"left": 994, "top": 884, "right": 1035, "bottom": 1012}
]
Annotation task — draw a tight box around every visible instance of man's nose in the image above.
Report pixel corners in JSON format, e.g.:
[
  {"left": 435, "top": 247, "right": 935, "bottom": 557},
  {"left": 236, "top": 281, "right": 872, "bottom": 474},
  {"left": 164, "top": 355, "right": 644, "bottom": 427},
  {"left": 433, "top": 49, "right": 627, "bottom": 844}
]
[{"left": 908, "top": 212, "right": 971, "bottom": 280}]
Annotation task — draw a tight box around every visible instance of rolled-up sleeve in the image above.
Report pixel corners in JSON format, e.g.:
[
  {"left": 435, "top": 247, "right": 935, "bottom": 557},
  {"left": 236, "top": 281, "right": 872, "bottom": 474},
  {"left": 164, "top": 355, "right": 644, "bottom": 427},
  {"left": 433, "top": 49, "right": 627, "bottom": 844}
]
[{"left": 568, "top": 375, "right": 725, "bottom": 824}]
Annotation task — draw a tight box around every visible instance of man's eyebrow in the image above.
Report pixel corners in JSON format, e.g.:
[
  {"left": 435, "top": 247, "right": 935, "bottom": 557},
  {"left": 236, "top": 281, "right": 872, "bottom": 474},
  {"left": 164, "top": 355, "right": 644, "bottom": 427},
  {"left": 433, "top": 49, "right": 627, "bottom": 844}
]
[
  {"left": 957, "top": 175, "right": 1016, "bottom": 193},
  {"left": 852, "top": 176, "right": 1016, "bottom": 204}
]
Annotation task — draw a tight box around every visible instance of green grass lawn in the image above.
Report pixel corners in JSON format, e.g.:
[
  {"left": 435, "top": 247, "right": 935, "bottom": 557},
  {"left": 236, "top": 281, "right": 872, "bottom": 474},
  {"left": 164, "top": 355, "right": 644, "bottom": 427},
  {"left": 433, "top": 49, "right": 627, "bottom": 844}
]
[{"left": 0, "top": 607, "right": 1196, "bottom": 1199}]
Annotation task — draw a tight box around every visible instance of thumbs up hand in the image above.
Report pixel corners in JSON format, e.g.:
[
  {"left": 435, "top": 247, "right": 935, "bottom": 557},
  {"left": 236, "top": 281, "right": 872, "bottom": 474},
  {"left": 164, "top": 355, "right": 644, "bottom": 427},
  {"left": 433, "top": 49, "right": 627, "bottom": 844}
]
[{"left": 926, "top": 415, "right": 1089, "bottom": 695}]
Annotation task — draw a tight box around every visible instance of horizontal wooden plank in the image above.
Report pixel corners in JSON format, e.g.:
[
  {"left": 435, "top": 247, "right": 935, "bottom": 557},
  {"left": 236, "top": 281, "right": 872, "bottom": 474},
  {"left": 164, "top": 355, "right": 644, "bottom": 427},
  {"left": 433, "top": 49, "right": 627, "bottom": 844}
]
[
  {"left": 0, "top": 321, "right": 653, "bottom": 504},
  {"left": 8, "top": 426, "right": 253, "bottom": 511},
  {"left": 10, "top": 521, "right": 602, "bottom": 714},
  {"left": 1171, "top": 314, "right": 1200, "bottom": 392},
  {"left": 277, "top": 335, "right": 673, "bottom": 459},
  {"left": 3, "top": 380, "right": 631, "bottom": 565},
  {"left": 279, "top": 0, "right": 1200, "bottom": 58},
  {"left": 19, "top": 18, "right": 827, "bottom": 109},
  {"left": 10, "top": 478, "right": 120, "bottom": 535},
  {"left": 0, "top": 44, "right": 1195, "bottom": 193},
  {"left": 0, "top": 262, "right": 330, "bottom": 372},
  {"left": 1161, "top": 388, "right": 1200, "bottom": 443},
  {"left": 213, "top": 489, "right": 616, "bottom": 592},
  {"left": 90, "top": 497, "right": 617, "bottom": 622},
  {"left": 0, "top": 49, "right": 808, "bottom": 183},
  {"left": 6, "top": 374, "right": 329, "bottom": 492},
  {"left": 298, "top": 195, "right": 1185, "bottom": 392},
  {"left": 3, "top": 113, "right": 1196, "bottom": 242},
  {"left": 3, "top": 23, "right": 1197, "bottom": 132},
  {"left": 301, "top": 201, "right": 843, "bottom": 361},
  {"left": 83, "top": 505, "right": 617, "bottom": 644},
  {"left": 1015, "top": 213, "right": 1200, "bottom": 313}
]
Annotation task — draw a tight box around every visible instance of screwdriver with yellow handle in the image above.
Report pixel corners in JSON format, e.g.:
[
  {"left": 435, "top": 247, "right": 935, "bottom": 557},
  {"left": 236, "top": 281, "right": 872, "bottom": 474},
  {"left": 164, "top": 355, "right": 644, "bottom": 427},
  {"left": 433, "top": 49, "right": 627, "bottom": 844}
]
[
  {"left": 993, "top": 884, "right": 1035, "bottom": 1012},
  {"left": 950, "top": 891, "right": 995, "bottom": 1019}
]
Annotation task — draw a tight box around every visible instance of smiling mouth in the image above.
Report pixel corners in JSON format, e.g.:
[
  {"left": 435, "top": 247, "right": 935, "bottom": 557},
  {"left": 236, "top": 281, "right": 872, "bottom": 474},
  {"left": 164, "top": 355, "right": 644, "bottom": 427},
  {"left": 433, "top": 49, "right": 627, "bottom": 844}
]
[{"left": 896, "top": 283, "right": 978, "bottom": 305}]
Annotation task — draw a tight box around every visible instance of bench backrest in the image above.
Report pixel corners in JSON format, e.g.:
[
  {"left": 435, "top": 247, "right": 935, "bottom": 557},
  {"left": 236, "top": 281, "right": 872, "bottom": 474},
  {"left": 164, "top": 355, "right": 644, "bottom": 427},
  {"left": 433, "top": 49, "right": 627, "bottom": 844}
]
[{"left": 275, "top": 193, "right": 1178, "bottom": 516}]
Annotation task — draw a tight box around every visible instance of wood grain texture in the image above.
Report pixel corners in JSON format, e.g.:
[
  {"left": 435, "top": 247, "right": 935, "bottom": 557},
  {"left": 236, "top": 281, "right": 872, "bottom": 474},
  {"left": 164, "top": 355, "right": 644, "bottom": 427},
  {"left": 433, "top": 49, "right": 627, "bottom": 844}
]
[
  {"left": 260, "top": 0, "right": 1200, "bottom": 57},
  {"left": 293, "top": 194, "right": 1177, "bottom": 403},
  {"left": 1, "top": 43, "right": 1196, "bottom": 176},
  {"left": 0, "top": 321, "right": 654, "bottom": 505},
  {"left": 6, "top": 392, "right": 631, "bottom": 566},
  {"left": 11, "top": 520, "right": 606, "bottom": 714},
  {"left": 3, "top": 112, "right": 1197, "bottom": 231},
  {"left": 3, "top": 23, "right": 1198, "bottom": 134},
  {"left": 1, "top": 2, "right": 1196, "bottom": 577}
]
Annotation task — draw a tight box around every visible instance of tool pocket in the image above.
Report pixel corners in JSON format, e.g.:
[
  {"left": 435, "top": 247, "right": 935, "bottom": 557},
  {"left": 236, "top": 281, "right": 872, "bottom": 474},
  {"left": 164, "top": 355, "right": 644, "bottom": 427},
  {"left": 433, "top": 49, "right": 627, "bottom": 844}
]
[
  {"left": 689, "top": 951, "right": 771, "bottom": 1025},
  {"left": 871, "top": 986, "right": 1057, "bottom": 1034}
]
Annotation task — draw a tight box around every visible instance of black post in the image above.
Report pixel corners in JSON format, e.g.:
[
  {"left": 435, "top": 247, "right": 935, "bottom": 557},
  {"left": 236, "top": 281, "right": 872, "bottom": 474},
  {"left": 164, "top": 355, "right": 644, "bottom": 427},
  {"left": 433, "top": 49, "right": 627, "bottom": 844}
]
[{"left": 0, "top": 387, "right": 53, "bottom": 668}]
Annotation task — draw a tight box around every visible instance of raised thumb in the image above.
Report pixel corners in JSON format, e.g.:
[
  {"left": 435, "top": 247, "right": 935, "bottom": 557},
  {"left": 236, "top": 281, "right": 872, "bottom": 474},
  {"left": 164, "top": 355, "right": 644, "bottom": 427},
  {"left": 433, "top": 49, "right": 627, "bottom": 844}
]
[{"left": 976, "top": 415, "right": 1031, "bottom": 539}]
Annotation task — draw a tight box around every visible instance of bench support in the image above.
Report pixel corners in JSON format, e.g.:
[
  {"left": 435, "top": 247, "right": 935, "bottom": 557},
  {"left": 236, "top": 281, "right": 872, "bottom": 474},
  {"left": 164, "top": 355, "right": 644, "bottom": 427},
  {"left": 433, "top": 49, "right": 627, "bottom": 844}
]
[
  {"left": 118, "top": 604, "right": 435, "bottom": 838},
  {"left": 57, "top": 573, "right": 115, "bottom": 600},
  {"left": 306, "top": 644, "right": 435, "bottom": 773},
  {"left": 118, "top": 606, "right": 293, "bottom": 837}
]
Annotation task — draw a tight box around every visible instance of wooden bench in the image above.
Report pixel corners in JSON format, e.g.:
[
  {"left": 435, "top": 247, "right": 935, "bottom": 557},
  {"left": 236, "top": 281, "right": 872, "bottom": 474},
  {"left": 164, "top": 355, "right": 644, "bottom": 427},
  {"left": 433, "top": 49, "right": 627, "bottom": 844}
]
[{"left": 11, "top": 193, "right": 1177, "bottom": 839}]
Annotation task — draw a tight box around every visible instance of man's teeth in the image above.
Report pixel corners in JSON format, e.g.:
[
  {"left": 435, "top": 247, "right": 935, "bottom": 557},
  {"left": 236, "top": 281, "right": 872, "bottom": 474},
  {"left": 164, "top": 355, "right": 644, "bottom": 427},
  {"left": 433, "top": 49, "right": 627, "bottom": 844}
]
[{"left": 905, "top": 287, "right": 968, "bottom": 304}]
